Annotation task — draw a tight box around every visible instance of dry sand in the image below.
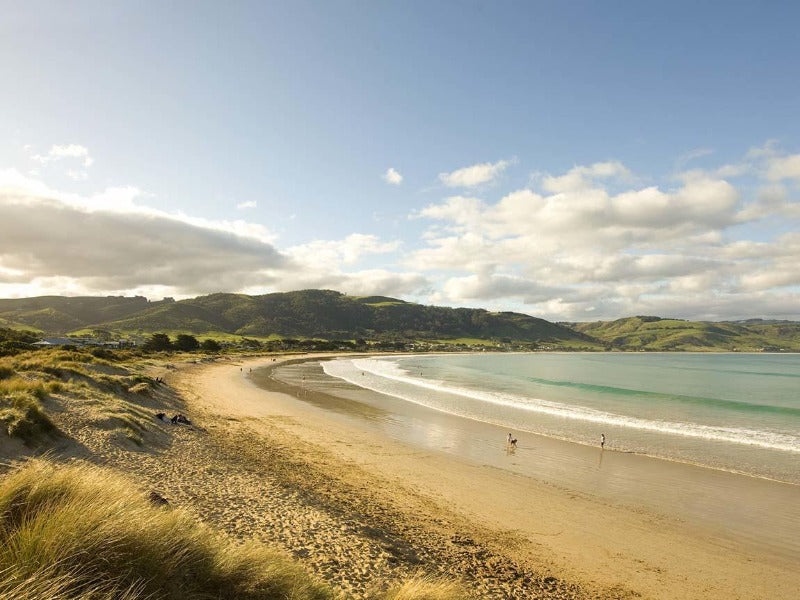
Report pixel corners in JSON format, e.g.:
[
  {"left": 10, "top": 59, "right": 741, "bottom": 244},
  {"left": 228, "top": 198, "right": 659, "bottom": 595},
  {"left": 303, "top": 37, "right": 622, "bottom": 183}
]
[{"left": 53, "top": 354, "right": 799, "bottom": 599}]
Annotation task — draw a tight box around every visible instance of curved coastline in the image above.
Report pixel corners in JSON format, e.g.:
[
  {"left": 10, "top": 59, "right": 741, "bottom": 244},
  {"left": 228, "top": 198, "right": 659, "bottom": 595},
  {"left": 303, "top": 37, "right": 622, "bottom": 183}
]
[
  {"left": 265, "top": 353, "right": 800, "bottom": 485},
  {"left": 172, "top": 354, "right": 800, "bottom": 599}
]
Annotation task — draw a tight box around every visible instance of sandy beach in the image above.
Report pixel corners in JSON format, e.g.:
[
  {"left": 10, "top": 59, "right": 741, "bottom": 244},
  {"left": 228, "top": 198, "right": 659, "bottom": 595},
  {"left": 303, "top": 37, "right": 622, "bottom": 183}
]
[{"left": 66, "top": 354, "right": 799, "bottom": 599}]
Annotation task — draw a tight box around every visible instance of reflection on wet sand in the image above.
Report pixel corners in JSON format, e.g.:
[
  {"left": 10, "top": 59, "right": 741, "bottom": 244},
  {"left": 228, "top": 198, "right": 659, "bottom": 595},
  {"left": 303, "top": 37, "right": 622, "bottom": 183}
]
[{"left": 251, "top": 359, "right": 391, "bottom": 422}]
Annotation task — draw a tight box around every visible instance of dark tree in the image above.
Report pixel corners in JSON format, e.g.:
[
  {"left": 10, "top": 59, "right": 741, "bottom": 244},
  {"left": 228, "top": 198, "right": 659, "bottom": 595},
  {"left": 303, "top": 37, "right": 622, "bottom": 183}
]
[
  {"left": 143, "top": 333, "right": 172, "bottom": 352},
  {"left": 200, "top": 338, "right": 221, "bottom": 352},
  {"left": 174, "top": 334, "right": 200, "bottom": 351}
]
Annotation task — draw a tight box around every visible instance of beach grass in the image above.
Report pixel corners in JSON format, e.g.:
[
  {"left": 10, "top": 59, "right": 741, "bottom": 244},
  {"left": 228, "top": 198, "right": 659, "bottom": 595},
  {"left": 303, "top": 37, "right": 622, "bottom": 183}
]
[
  {"left": 380, "top": 578, "right": 463, "bottom": 600},
  {"left": 0, "top": 459, "right": 336, "bottom": 600},
  {"left": 0, "top": 459, "right": 464, "bottom": 600},
  {"left": 0, "top": 377, "right": 60, "bottom": 444}
]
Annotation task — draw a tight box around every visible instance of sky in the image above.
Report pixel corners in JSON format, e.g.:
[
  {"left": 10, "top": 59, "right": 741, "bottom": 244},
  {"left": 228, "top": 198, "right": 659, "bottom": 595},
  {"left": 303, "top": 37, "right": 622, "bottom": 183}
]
[{"left": 1, "top": 0, "right": 799, "bottom": 322}]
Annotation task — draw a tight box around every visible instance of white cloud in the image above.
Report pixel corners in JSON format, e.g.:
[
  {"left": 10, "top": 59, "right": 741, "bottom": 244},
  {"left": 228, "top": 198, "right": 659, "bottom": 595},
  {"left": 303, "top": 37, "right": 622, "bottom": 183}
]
[
  {"left": 31, "top": 144, "right": 94, "bottom": 168},
  {"left": 236, "top": 200, "right": 257, "bottom": 210},
  {"left": 287, "top": 233, "right": 401, "bottom": 266},
  {"left": 438, "top": 159, "right": 510, "bottom": 188},
  {"left": 766, "top": 154, "right": 800, "bottom": 181},
  {"left": 675, "top": 147, "right": 714, "bottom": 169},
  {"left": 383, "top": 167, "right": 403, "bottom": 185},
  {"left": 541, "top": 161, "right": 632, "bottom": 193},
  {"left": 66, "top": 169, "right": 89, "bottom": 181},
  {"left": 409, "top": 154, "right": 800, "bottom": 320},
  {"left": 0, "top": 170, "right": 428, "bottom": 301},
  {"left": 4, "top": 144, "right": 800, "bottom": 321}
]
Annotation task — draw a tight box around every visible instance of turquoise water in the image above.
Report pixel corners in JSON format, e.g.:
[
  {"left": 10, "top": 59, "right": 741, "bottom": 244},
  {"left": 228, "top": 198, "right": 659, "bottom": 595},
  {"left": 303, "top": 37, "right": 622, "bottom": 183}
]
[{"left": 321, "top": 353, "right": 800, "bottom": 483}]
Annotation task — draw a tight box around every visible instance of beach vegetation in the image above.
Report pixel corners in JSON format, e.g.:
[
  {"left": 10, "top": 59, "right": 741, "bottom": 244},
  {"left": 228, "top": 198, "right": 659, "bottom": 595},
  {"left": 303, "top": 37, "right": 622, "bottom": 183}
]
[
  {"left": 0, "top": 459, "right": 465, "bottom": 600},
  {"left": 0, "top": 459, "right": 336, "bottom": 600},
  {"left": 174, "top": 334, "right": 200, "bottom": 351},
  {"left": 200, "top": 338, "right": 221, "bottom": 352},
  {"left": 381, "top": 578, "right": 463, "bottom": 600},
  {"left": 142, "top": 333, "right": 173, "bottom": 352}
]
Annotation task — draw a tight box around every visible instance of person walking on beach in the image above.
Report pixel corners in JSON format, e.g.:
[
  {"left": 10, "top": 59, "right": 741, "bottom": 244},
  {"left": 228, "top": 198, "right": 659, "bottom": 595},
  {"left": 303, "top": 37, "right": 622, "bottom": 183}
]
[{"left": 600, "top": 433, "right": 606, "bottom": 449}]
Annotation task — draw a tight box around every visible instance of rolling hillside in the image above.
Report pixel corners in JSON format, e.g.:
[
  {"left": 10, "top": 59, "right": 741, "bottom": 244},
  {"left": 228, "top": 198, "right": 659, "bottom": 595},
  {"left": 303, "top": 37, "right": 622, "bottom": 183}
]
[
  {"left": 567, "top": 316, "right": 800, "bottom": 351},
  {"left": 0, "top": 296, "right": 153, "bottom": 333},
  {"left": 0, "top": 290, "right": 588, "bottom": 344}
]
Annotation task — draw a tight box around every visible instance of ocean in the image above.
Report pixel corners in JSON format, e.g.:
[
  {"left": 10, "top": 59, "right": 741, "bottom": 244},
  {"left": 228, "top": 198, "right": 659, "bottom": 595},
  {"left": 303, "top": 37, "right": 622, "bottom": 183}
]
[{"left": 316, "top": 352, "right": 800, "bottom": 484}]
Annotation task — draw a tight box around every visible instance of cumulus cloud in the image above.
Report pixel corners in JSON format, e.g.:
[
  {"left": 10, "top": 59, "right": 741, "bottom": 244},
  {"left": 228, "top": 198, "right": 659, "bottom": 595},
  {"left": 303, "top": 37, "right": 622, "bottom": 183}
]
[
  {"left": 383, "top": 167, "right": 403, "bottom": 185},
  {"left": 0, "top": 170, "right": 426, "bottom": 300},
  {"left": 438, "top": 159, "right": 510, "bottom": 188},
  {"left": 540, "top": 161, "right": 632, "bottom": 193},
  {"left": 409, "top": 152, "right": 800, "bottom": 320},
  {"left": 4, "top": 143, "right": 800, "bottom": 321},
  {"left": 287, "top": 233, "right": 401, "bottom": 266},
  {"left": 766, "top": 154, "right": 800, "bottom": 181},
  {"left": 0, "top": 192, "right": 287, "bottom": 296},
  {"left": 31, "top": 144, "right": 94, "bottom": 168}
]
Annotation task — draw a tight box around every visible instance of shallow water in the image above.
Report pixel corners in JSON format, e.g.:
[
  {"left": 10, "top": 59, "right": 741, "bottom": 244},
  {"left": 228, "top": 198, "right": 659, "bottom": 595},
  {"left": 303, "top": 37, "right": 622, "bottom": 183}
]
[
  {"left": 262, "top": 353, "right": 800, "bottom": 561},
  {"left": 320, "top": 352, "right": 800, "bottom": 484}
]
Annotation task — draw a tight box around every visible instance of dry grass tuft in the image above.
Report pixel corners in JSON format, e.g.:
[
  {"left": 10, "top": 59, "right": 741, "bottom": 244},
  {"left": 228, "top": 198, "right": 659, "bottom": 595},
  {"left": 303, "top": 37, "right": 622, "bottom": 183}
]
[
  {"left": 0, "top": 459, "right": 336, "bottom": 600},
  {"left": 380, "top": 577, "right": 464, "bottom": 600}
]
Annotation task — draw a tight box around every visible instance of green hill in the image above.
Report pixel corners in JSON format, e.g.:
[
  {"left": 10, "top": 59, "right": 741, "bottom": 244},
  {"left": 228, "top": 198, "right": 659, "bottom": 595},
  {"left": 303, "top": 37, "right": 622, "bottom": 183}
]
[
  {"left": 0, "top": 296, "right": 153, "bottom": 334},
  {"left": 4, "top": 292, "right": 798, "bottom": 351},
  {"left": 106, "top": 290, "right": 586, "bottom": 343},
  {"left": 0, "top": 290, "right": 587, "bottom": 345},
  {"left": 568, "top": 316, "right": 800, "bottom": 351}
]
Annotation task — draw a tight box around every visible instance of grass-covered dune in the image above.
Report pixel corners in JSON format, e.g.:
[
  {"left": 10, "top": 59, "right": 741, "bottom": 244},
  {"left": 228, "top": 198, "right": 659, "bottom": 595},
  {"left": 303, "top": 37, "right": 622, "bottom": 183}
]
[
  {"left": 0, "top": 459, "right": 460, "bottom": 600},
  {"left": 0, "top": 459, "right": 335, "bottom": 600}
]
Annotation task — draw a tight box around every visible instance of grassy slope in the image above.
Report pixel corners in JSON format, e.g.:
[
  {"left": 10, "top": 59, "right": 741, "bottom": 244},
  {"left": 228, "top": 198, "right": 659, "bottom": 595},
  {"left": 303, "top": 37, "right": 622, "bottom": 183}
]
[
  {"left": 571, "top": 317, "right": 800, "bottom": 351},
  {"left": 92, "top": 290, "right": 586, "bottom": 343},
  {"left": 0, "top": 296, "right": 152, "bottom": 334}
]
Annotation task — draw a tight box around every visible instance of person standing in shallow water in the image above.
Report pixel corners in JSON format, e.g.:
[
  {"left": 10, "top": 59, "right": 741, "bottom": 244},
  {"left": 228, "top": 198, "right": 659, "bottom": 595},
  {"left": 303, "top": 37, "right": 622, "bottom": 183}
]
[{"left": 601, "top": 433, "right": 606, "bottom": 449}]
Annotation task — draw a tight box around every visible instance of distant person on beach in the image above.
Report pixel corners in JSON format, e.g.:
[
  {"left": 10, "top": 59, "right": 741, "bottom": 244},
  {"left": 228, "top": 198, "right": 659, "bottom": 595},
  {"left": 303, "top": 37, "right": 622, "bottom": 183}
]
[
  {"left": 601, "top": 433, "right": 606, "bottom": 449},
  {"left": 507, "top": 433, "right": 517, "bottom": 448}
]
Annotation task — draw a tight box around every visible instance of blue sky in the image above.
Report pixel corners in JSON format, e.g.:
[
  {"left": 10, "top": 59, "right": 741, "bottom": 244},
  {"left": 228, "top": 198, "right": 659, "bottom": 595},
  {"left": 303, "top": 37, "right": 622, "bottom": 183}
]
[{"left": 1, "top": 1, "right": 799, "bottom": 320}]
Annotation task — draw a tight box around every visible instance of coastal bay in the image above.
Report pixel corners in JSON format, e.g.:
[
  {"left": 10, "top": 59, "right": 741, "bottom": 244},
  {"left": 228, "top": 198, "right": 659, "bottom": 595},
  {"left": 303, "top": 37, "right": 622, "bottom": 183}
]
[{"left": 163, "top": 354, "right": 799, "bottom": 599}]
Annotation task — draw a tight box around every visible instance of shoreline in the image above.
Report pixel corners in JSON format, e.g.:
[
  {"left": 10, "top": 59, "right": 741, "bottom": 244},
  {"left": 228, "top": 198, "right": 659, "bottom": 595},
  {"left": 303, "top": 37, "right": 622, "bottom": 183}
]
[
  {"left": 310, "top": 352, "right": 800, "bottom": 485},
  {"left": 266, "top": 354, "right": 800, "bottom": 486},
  {"left": 241, "top": 359, "right": 800, "bottom": 598},
  {"left": 260, "top": 356, "right": 800, "bottom": 562}
]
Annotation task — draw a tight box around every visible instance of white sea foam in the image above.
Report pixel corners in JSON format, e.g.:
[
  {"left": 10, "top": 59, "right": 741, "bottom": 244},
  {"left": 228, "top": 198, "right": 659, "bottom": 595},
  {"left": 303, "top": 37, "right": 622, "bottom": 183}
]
[{"left": 321, "top": 357, "right": 800, "bottom": 454}]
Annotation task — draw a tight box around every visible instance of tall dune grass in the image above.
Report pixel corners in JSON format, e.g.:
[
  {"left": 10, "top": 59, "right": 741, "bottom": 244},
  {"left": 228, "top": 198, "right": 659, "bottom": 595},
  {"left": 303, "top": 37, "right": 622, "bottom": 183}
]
[
  {"left": 0, "top": 379, "right": 59, "bottom": 444},
  {"left": 0, "top": 459, "right": 336, "bottom": 600},
  {"left": 380, "top": 578, "right": 463, "bottom": 600},
  {"left": 0, "top": 460, "right": 463, "bottom": 600}
]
